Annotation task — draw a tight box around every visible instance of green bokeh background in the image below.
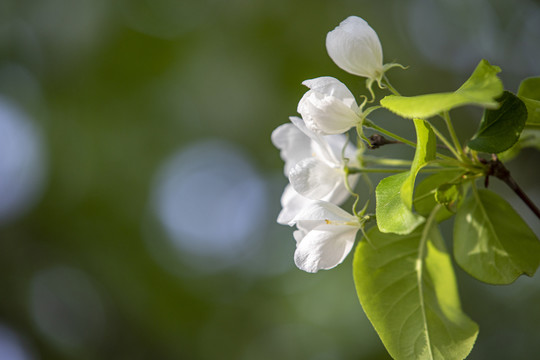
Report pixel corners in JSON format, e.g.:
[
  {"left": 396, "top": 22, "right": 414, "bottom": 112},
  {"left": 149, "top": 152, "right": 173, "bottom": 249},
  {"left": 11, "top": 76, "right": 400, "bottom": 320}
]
[{"left": 0, "top": 0, "right": 539, "bottom": 359}]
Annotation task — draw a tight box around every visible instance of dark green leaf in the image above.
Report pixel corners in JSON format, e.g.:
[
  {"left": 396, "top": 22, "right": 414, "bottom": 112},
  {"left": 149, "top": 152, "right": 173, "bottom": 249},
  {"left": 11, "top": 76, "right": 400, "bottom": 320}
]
[
  {"left": 454, "top": 188, "right": 540, "bottom": 284},
  {"left": 353, "top": 213, "right": 479, "bottom": 360},
  {"left": 498, "top": 128, "right": 540, "bottom": 162},
  {"left": 468, "top": 91, "right": 527, "bottom": 153}
]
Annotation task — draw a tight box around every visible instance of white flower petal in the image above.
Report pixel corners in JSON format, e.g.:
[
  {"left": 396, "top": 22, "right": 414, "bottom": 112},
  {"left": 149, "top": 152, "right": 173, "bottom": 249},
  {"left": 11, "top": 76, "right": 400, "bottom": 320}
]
[
  {"left": 326, "top": 16, "right": 383, "bottom": 80},
  {"left": 287, "top": 116, "right": 358, "bottom": 169},
  {"left": 325, "top": 173, "right": 359, "bottom": 205},
  {"left": 288, "top": 158, "right": 342, "bottom": 200},
  {"left": 298, "top": 94, "right": 359, "bottom": 135},
  {"left": 292, "top": 200, "right": 357, "bottom": 225},
  {"left": 297, "top": 77, "right": 360, "bottom": 136},
  {"left": 302, "top": 77, "right": 358, "bottom": 109},
  {"left": 316, "top": 134, "right": 361, "bottom": 203},
  {"left": 277, "top": 184, "right": 316, "bottom": 225},
  {"left": 290, "top": 116, "right": 339, "bottom": 165},
  {"left": 288, "top": 116, "right": 317, "bottom": 142},
  {"left": 294, "top": 224, "right": 359, "bottom": 273},
  {"left": 273, "top": 116, "right": 361, "bottom": 227},
  {"left": 293, "top": 228, "right": 307, "bottom": 243},
  {"left": 271, "top": 123, "right": 312, "bottom": 175},
  {"left": 319, "top": 133, "right": 359, "bottom": 166},
  {"left": 292, "top": 201, "right": 360, "bottom": 272},
  {"left": 285, "top": 116, "right": 337, "bottom": 164}
]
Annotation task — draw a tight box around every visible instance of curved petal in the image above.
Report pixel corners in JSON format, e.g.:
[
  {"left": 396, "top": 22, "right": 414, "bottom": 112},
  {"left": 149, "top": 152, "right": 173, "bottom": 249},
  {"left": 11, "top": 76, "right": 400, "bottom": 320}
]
[
  {"left": 290, "top": 116, "right": 340, "bottom": 165},
  {"left": 294, "top": 224, "right": 359, "bottom": 273},
  {"left": 287, "top": 116, "right": 338, "bottom": 165},
  {"left": 298, "top": 90, "right": 360, "bottom": 135},
  {"left": 293, "top": 228, "right": 307, "bottom": 243},
  {"left": 327, "top": 133, "right": 357, "bottom": 161},
  {"left": 326, "top": 16, "right": 383, "bottom": 80},
  {"left": 277, "top": 184, "right": 316, "bottom": 225},
  {"left": 325, "top": 172, "right": 360, "bottom": 205},
  {"left": 288, "top": 160, "right": 360, "bottom": 208},
  {"left": 288, "top": 158, "right": 342, "bottom": 200},
  {"left": 289, "top": 116, "right": 318, "bottom": 142},
  {"left": 317, "top": 133, "right": 359, "bottom": 167},
  {"left": 302, "top": 77, "right": 358, "bottom": 109},
  {"left": 271, "top": 123, "right": 312, "bottom": 175},
  {"left": 292, "top": 200, "right": 357, "bottom": 224},
  {"left": 288, "top": 116, "right": 357, "bottom": 169}
]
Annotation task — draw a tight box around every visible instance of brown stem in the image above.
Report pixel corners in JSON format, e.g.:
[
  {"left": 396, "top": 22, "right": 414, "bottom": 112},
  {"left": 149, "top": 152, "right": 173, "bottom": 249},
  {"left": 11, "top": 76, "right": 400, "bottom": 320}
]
[
  {"left": 367, "top": 134, "right": 400, "bottom": 149},
  {"left": 368, "top": 133, "right": 448, "bottom": 151},
  {"left": 485, "top": 155, "right": 540, "bottom": 220}
]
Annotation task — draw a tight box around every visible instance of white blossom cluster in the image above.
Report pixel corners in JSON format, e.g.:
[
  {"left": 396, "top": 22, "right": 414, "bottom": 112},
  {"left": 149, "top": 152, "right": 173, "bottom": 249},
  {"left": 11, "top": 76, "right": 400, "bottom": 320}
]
[{"left": 272, "top": 16, "right": 388, "bottom": 273}]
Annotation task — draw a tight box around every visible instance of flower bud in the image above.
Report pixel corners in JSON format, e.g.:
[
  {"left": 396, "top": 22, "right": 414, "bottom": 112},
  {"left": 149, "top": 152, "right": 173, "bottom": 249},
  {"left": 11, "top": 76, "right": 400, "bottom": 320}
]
[{"left": 326, "top": 16, "right": 384, "bottom": 81}]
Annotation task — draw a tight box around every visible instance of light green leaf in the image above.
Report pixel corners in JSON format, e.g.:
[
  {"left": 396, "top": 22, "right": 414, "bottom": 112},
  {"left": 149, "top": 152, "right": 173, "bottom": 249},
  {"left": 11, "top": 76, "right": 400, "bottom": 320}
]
[
  {"left": 353, "top": 213, "right": 479, "bottom": 360},
  {"left": 414, "top": 171, "right": 465, "bottom": 223},
  {"left": 376, "top": 173, "right": 425, "bottom": 234},
  {"left": 434, "top": 183, "right": 462, "bottom": 213},
  {"left": 517, "top": 76, "right": 540, "bottom": 125},
  {"left": 380, "top": 59, "right": 503, "bottom": 119},
  {"left": 454, "top": 188, "right": 540, "bottom": 284},
  {"left": 401, "top": 119, "right": 437, "bottom": 208},
  {"left": 376, "top": 119, "right": 434, "bottom": 234},
  {"left": 468, "top": 91, "right": 528, "bottom": 153}
]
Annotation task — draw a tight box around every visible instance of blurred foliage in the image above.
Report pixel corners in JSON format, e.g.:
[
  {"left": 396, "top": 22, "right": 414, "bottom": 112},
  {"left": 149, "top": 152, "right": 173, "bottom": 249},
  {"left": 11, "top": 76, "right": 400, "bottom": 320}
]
[{"left": 0, "top": 0, "right": 539, "bottom": 359}]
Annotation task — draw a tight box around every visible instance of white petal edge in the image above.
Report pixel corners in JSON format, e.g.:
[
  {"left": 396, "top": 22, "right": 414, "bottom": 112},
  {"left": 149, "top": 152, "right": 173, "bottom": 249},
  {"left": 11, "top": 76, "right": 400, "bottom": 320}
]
[
  {"left": 277, "top": 184, "right": 316, "bottom": 225},
  {"left": 292, "top": 200, "right": 357, "bottom": 225},
  {"left": 298, "top": 92, "right": 360, "bottom": 135},
  {"left": 271, "top": 123, "right": 312, "bottom": 175},
  {"left": 294, "top": 224, "right": 359, "bottom": 273},
  {"left": 288, "top": 158, "right": 342, "bottom": 200},
  {"left": 302, "top": 76, "right": 358, "bottom": 109},
  {"left": 326, "top": 16, "right": 383, "bottom": 80}
]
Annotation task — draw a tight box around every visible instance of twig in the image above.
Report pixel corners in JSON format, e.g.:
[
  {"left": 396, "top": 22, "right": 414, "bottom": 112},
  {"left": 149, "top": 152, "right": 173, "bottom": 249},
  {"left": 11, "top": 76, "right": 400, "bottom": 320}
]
[{"left": 484, "top": 154, "right": 540, "bottom": 220}]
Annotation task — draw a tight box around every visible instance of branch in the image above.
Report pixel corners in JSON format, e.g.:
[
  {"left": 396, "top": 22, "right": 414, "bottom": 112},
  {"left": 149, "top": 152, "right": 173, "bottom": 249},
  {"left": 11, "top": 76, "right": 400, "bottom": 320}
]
[{"left": 484, "top": 155, "right": 540, "bottom": 220}]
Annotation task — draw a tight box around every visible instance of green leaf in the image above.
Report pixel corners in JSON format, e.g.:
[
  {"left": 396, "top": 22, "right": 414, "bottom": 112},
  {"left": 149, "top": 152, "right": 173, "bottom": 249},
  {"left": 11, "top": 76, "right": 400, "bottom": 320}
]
[
  {"left": 401, "top": 119, "right": 437, "bottom": 209},
  {"left": 414, "top": 171, "right": 465, "bottom": 222},
  {"left": 376, "top": 173, "right": 425, "bottom": 234},
  {"left": 468, "top": 91, "right": 528, "bottom": 153},
  {"left": 353, "top": 213, "right": 479, "bottom": 360},
  {"left": 454, "top": 188, "right": 540, "bottom": 284},
  {"left": 376, "top": 119, "right": 435, "bottom": 234},
  {"left": 435, "top": 183, "right": 462, "bottom": 213},
  {"left": 380, "top": 59, "right": 503, "bottom": 119},
  {"left": 517, "top": 76, "right": 540, "bottom": 125}
]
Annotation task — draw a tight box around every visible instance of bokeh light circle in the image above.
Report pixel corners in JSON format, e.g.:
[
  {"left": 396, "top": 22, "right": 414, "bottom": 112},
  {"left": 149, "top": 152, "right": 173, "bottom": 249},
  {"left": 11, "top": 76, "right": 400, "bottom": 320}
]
[
  {"left": 0, "top": 97, "right": 46, "bottom": 224},
  {"left": 0, "top": 325, "right": 36, "bottom": 360},
  {"left": 152, "top": 139, "right": 268, "bottom": 270},
  {"left": 29, "top": 266, "right": 107, "bottom": 351}
]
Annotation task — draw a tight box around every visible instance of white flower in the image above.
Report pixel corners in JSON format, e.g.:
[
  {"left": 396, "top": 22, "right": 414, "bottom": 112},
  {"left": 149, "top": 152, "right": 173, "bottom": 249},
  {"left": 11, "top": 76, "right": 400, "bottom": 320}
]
[
  {"left": 297, "top": 76, "right": 361, "bottom": 135},
  {"left": 271, "top": 116, "right": 359, "bottom": 225},
  {"left": 291, "top": 201, "right": 360, "bottom": 273},
  {"left": 271, "top": 119, "right": 313, "bottom": 177},
  {"left": 326, "top": 16, "right": 384, "bottom": 81},
  {"left": 276, "top": 183, "right": 316, "bottom": 225}
]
